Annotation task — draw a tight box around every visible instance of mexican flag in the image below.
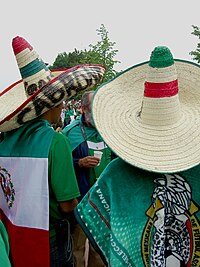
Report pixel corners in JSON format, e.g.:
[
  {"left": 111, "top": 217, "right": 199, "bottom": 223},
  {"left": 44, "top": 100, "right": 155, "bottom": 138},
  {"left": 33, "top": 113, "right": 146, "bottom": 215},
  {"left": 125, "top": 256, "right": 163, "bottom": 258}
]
[{"left": 0, "top": 120, "right": 54, "bottom": 267}]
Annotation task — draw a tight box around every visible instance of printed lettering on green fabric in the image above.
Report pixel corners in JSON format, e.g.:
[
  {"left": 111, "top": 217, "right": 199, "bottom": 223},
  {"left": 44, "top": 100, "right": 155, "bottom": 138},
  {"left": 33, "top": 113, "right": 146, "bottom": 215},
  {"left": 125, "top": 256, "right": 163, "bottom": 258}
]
[
  {"left": 191, "top": 216, "right": 200, "bottom": 267},
  {"left": 141, "top": 219, "right": 154, "bottom": 266},
  {"left": 96, "top": 187, "right": 110, "bottom": 214},
  {"left": 92, "top": 182, "right": 135, "bottom": 267},
  {"left": 110, "top": 233, "right": 135, "bottom": 267}
]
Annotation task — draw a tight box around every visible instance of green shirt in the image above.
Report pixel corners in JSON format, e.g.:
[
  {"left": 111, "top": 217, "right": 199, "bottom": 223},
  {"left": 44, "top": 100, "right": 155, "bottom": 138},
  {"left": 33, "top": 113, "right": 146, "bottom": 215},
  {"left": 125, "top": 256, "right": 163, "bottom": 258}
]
[
  {"left": 0, "top": 221, "right": 11, "bottom": 267},
  {"left": 87, "top": 135, "right": 112, "bottom": 186},
  {"left": 48, "top": 132, "right": 80, "bottom": 241}
]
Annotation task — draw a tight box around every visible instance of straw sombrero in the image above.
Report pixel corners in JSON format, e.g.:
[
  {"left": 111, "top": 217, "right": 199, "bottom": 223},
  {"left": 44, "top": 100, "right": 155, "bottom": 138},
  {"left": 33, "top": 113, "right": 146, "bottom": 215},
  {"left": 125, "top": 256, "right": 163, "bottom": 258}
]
[
  {"left": 92, "top": 46, "right": 200, "bottom": 173},
  {"left": 0, "top": 36, "right": 105, "bottom": 132}
]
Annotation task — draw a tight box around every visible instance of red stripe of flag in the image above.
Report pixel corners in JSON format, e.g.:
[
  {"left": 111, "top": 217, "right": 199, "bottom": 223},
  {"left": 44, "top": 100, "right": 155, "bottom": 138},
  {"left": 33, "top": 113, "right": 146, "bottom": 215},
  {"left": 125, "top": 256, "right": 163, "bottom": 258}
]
[
  {"left": 1, "top": 210, "right": 49, "bottom": 267},
  {"left": 144, "top": 80, "right": 178, "bottom": 98}
]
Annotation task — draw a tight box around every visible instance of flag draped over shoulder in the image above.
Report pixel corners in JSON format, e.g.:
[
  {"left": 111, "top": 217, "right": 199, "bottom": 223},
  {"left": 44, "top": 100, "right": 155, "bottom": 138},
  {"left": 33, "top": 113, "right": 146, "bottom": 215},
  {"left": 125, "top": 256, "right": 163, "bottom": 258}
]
[
  {"left": 75, "top": 157, "right": 200, "bottom": 267},
  {"left": 0, "top": 119, "right": 54, "bottom": 267},
  {"left": 74, "top": 158, "right": 147, "bottom": 267}
]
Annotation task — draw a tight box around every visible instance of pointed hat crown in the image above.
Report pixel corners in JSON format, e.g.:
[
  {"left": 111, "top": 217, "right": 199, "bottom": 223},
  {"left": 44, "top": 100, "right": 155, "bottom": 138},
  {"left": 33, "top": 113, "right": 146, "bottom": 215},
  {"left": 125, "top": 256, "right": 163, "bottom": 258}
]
[
  {"left": 0, "top": 36, "right": 105, "bottom": 132},
  {"left": 91, "top": 45, "right": 200, "bottom": 172}
]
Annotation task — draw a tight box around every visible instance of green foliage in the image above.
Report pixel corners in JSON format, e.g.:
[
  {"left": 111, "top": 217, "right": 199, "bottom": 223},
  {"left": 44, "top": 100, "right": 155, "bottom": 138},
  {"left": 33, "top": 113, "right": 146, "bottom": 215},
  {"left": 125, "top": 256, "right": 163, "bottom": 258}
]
[
  {"left": 49, "top": 49, "right": 87, "bottom": 69},
  {"left": 50, "top": 24, "right": 120, "bottom": 85},
  {"left": 81, "top": 24, "right": 120, "bottom": 83},
  {"left": 190, "top": 25, "right": 200, "bottom": 63}
]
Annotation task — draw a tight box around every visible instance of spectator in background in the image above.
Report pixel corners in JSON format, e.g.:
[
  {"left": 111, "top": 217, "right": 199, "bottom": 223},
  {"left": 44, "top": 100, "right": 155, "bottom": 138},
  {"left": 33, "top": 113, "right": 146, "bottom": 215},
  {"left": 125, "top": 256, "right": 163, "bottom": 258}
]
[
  {"left": 60, "top": 102, "right": 66, "bottom": 126},
  {"left": 68, "top": 103, "right": 76, "bottom": 124},
  {"left": 64, "top": 104, "right": 71, "bottom": 127},
  {"left": 63, "top": 91, "right": 116, "bottom": 267},
  {"left": 0, "top": 36, "right": 105, "bottom": 267},
  {"left": 74, "top": 101, "right": 82, "bottom": 120}
]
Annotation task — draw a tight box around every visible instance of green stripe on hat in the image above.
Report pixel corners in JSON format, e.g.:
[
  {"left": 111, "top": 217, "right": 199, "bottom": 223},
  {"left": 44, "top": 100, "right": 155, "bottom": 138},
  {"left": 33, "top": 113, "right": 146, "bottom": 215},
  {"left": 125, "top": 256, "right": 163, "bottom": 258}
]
[
  {"left": 20, "top": 59, "right": 49, "bottom": 79},
  {"left": 149, "top": 46, "right": 174, "bottom": 68}
]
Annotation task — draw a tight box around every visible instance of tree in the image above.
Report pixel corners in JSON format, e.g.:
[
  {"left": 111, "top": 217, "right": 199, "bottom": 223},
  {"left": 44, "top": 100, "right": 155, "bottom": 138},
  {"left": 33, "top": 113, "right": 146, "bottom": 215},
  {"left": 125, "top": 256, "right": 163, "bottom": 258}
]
[
  {"left": 190, "top": 25, "right": 200, "bottom": 63},
  {"left": 82, "top": 24, "right": 120, "bottom": 83},
  {"left": 49, "top": 49, "right": 87, "bottom": 69},
  {"left": 50, "top": 24, "right": 120, "bottom": 84}
]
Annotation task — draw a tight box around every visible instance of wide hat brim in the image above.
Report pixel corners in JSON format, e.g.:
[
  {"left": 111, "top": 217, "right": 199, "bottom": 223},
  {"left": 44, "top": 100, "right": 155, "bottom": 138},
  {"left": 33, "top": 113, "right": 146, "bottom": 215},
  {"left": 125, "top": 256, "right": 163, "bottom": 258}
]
[
  {"left": 0, "top": 64, "right": 105, "bottom": 132},
  {"left": 92, "top": 59, "right": 200, "bottom": 173}
]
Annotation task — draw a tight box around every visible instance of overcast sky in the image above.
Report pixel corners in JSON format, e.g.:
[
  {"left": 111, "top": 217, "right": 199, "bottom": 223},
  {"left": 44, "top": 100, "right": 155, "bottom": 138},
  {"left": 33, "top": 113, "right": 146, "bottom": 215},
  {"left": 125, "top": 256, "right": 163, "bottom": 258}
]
[{"left": 1, "top": 0, "right": 200, "bottom": 90}]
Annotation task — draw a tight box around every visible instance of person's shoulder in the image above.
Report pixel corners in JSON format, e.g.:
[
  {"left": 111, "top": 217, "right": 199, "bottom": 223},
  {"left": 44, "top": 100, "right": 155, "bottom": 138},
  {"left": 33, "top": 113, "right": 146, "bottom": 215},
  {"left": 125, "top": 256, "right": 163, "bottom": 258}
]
[
  {"left": 62, "top": 119, "right": 80, "bottom": 135},
  {"left": 50, "top": 132, "right": 73, "bottom": 155},
  {"left": 52, "top": 131, "right": 70, "bottom": 145},
  {"left": 53, "top": 131, "right": 66, "bottom": 139},
  {"left": 103, "top": 157, "right": 125, "bottom": 174},
  {"left": 101, "top": 157, "right": 148, "bottom": 181}
]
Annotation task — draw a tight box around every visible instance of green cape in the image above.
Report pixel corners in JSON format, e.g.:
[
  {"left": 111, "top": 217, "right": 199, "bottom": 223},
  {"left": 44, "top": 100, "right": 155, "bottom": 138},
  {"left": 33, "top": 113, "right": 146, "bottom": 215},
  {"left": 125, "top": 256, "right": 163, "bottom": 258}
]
[{"left": 62, "top": 117, "right": 102, "bottom": 151}]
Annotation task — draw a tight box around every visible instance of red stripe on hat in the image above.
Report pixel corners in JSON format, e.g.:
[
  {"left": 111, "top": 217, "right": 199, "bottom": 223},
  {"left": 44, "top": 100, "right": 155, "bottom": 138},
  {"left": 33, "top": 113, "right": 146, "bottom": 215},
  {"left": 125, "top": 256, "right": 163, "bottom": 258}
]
[
  {"left": 144, "top": 80, "right": 178, "bottom": 98},
  {"left": 12, "top": 36, "right": 33, "bottom": 55}
]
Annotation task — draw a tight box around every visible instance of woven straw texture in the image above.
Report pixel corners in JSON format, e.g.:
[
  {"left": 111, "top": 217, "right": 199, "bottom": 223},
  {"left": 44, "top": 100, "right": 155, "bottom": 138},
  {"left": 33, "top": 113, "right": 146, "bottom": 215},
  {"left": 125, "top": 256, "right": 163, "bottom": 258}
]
[
  {"left": 0, "top": 65, "right": 105, "bottom": 132},
  {"left": 92, "top": 60, "right": 200, "bottom": 173},
  {"left": 0, "top": 37, "right": 105, "bottom": 132}
]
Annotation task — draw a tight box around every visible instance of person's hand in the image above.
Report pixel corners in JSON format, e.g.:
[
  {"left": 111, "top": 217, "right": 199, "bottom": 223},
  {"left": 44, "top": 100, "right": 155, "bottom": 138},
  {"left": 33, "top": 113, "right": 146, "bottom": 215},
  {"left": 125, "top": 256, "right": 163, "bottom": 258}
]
[
  {"left": 56, "top": 127, "right": 62, "bottom": 132},
  {"left": 78, "top": 156, "right": 100, "bottom": 168}
]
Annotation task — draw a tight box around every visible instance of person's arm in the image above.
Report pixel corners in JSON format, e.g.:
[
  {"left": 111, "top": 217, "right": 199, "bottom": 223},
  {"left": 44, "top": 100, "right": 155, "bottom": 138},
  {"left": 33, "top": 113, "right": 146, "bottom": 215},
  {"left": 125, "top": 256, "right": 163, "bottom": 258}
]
[
  {"left": 59, "top": 198, "right": 78, "bottom": 213},
  {"left": 78, "top": 156, "right": 100, "bottom": 168},
  {"left": 59, "top": 198, "right": 79, "bottom": 226},
  {"left": 49, "top": 132, "right": 80, "bottom": 210},
  {"left": 72, "top": 144, "right": 100, "bottom": 169}
]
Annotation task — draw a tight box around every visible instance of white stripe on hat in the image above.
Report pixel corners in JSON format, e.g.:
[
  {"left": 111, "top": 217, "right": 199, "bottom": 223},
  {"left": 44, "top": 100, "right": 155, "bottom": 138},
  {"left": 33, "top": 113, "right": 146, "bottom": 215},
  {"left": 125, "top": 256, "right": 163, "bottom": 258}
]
[
  {"left": 140, "top": 94, "right": 182, "bottom": 126},
  {"left": 146, "top": 64, "right": 177, "bottom": 83},
  {"left": 16, "top": 49, "right": 39, "bottom": 68}
]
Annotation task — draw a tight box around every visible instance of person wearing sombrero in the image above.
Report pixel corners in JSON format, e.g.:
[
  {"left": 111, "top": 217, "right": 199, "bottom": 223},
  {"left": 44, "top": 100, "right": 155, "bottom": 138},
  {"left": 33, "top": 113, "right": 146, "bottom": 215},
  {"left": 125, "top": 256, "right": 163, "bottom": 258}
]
[
  {"left": 63, "top": 90, "right": 116, "bottom": 267},
  {"left": 0, "top": 36, "right": 105, "bottom": 267},
  {"left": 74, "top": 46, "right": 200, "bottom": 266}
]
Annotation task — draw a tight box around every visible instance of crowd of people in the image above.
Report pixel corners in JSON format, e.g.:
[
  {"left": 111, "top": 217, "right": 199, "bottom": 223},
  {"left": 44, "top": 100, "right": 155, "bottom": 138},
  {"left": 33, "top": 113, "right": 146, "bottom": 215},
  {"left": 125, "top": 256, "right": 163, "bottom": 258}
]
[
  {"left": 1, "top": 36, "right": 200, "bottom": 267},
  {"left": 52, "top": 100, "right": 82, "bottom": 132},
  {"left": 61, "top": 100, "right": 82, "bottom": 128}
]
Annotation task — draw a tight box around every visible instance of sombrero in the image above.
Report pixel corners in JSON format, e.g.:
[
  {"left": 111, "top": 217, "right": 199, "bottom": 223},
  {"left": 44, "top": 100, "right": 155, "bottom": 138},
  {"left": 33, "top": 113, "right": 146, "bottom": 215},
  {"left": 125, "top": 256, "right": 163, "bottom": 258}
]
[
  {"left": 0, "top": 36, "right": 105, "bottom": 132},
  {"left": 92, "top": 46, "right": 200, "bottom": 173}
]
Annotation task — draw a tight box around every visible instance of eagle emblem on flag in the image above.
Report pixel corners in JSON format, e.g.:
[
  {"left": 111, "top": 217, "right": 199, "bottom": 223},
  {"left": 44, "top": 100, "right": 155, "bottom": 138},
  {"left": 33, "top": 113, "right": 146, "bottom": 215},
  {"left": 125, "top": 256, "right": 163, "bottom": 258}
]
[{"left": 0, "top": 166, "right": 15, "bottom": 208}]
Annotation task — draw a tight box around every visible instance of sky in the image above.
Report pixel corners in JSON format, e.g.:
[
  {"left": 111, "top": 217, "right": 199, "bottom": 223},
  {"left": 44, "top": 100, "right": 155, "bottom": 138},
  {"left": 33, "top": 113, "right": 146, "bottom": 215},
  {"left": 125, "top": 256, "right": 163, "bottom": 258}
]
[{"left": 1, "top": 0, "right": 200, "bottom": 90}]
